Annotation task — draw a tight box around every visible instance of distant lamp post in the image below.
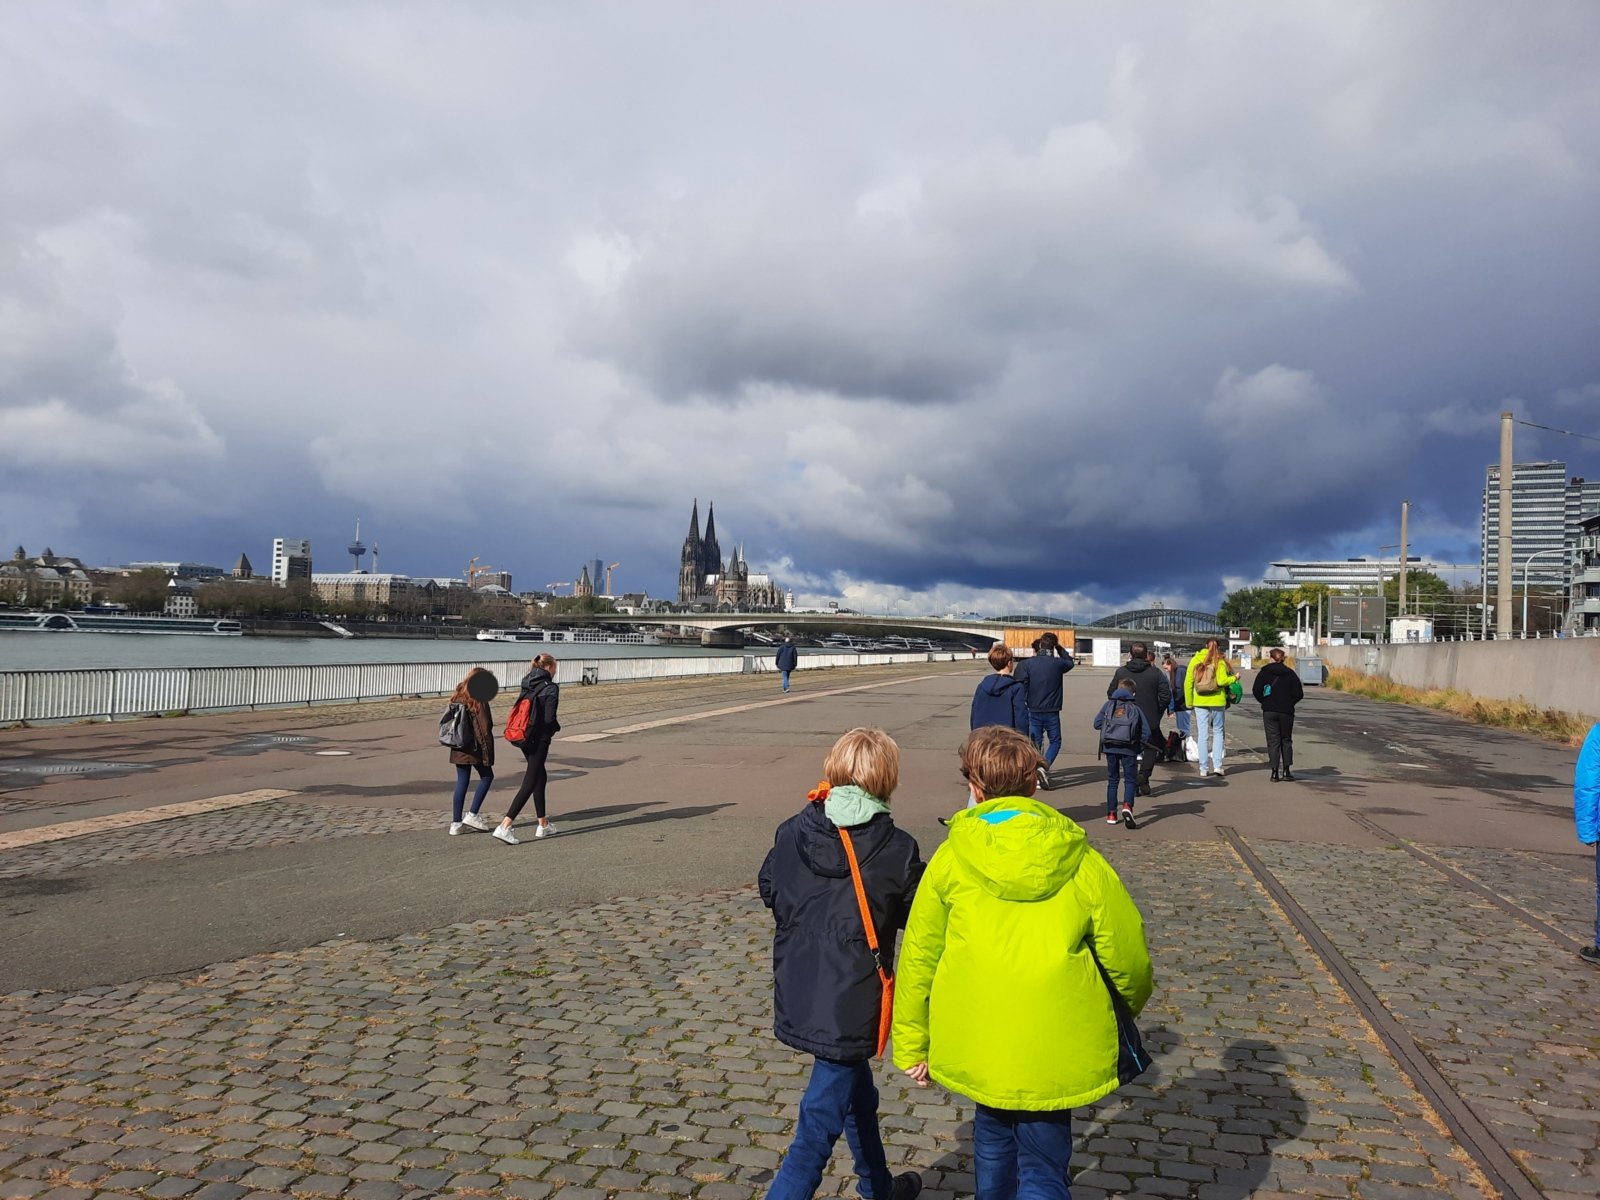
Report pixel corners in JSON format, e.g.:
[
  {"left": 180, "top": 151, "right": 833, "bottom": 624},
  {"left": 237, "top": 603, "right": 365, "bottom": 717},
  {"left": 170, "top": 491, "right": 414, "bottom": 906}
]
[{"left": 1520, "top": 548, "right": 1565, "bottom": 636}]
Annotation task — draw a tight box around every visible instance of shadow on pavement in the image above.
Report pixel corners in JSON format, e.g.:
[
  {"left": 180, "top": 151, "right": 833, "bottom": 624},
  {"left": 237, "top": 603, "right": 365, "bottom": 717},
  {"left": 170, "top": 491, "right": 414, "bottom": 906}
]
[
  {"left": 549, "top": 802, "right": 734, "bottom": 839},
  {"left": 900, "top": 1036, "right": 1307, "bottom": 1197}
]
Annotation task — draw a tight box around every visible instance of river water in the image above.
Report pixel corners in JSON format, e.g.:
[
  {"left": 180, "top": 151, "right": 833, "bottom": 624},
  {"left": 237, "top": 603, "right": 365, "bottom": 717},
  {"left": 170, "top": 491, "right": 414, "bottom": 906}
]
[{"left": 0, "top": 633, "right": 756, "bottom": 672}]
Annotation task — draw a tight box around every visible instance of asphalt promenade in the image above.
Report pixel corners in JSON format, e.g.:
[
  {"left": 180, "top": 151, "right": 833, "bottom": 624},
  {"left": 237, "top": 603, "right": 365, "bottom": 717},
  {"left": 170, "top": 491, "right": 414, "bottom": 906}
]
[{"left": 1, "top": 660, "right": 1595, "bottom": 1200}]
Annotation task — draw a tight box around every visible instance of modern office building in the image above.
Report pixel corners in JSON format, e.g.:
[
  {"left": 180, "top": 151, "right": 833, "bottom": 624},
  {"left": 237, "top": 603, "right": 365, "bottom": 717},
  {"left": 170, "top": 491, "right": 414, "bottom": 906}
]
[
  {"left": 1262, "top": 557, "right": 1443, "bottom": 590},
  {"left": 1570, "top": 509, "right": 1600, "bottom": 634},
  {"left": 271, "top": 538, "right": 312, "bottom": 587},
  {"left": 1481, "top": 462, "right": 1600, "bottom": 588},
  {"left": 127, "top": 560, "right": 226, "bottom": 580}
]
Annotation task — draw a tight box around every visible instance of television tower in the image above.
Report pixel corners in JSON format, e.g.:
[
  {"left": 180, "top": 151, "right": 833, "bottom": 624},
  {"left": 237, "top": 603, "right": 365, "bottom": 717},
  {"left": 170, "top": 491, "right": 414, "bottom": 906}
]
[{"left": 347, "top": 519, "right": 367, "bottom": 571}]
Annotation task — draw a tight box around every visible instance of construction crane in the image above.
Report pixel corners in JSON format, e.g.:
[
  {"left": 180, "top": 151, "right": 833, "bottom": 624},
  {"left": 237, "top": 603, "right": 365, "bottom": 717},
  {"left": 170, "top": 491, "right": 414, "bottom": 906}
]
[
  {"left": 546, "top": 581, "right": 574, "bottom": 595},
  {"left": 464, "top": 557, "right": 498, "bottom": 588},
  {"left": 603, "top": 562, "right": 621, "bottom": 596}
]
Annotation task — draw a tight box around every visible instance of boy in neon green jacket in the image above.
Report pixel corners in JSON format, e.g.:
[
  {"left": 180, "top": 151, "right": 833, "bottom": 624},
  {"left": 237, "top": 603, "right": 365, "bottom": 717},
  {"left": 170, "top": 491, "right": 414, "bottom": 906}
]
[{"left": 893, "top": 726, "right": 1153, "bottom": 1200}]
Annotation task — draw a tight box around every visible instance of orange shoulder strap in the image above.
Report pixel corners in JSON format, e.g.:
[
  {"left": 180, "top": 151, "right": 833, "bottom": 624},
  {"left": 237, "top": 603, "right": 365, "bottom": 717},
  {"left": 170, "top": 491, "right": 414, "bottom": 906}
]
[{"left": 838, "top": 828, "right": 887, "bottom": 977}]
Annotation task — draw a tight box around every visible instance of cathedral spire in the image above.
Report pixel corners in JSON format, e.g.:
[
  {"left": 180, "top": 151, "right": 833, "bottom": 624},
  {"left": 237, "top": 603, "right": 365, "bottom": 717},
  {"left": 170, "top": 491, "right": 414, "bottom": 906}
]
[
  {"left": 687, "top": 498, "right": 701, "bottom": 542},
  {"left": 702, "top": 501, "right": 722, "bottom": 579}
]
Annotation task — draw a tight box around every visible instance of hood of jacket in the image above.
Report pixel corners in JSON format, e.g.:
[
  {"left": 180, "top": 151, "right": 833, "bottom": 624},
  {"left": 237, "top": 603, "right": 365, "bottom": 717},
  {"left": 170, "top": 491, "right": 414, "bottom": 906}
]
[
  {"left": 519, "top": 667, "right": 553, "bottom": 690},
  {"left": 793, "top": 800, "right": 899, "bottom": 880},
  {"left": 944, "top": 795, "right": 1087, "bottom": 902},
  {"left": 976, "top": 673, "right": 1023, "bottom": 700},
  {"left": 1122, "top": 658, "right": 1154, "bottom": 676},
  {"left": 1257, "top": 662, "right": 1296, "bottom": 682}
]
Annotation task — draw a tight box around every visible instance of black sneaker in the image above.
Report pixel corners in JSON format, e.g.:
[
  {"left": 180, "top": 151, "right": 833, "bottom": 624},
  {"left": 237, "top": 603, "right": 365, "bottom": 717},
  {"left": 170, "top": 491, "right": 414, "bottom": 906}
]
[
  {"left": 1282, "top": 770, "right": 1296, "bottom": 782},
  {"left": 1580, "top": 945, "right": 1600, "bottom": 968},
  {"left": 888, "top": 1172, "right": 923, "bottom": 1200},
  {"left": 1136, "top": 779, "right": 1151, "bottom": 797},
  {"left": 1036, "top": 765, "right": 1052, "bottom": 792},
  {"left": 1270, "top": 770, "right": 1280, "bottom": 782}
]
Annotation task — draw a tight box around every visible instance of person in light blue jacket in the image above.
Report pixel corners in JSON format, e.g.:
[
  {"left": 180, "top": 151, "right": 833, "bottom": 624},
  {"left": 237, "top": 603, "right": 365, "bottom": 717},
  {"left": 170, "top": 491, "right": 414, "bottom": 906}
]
[{"left": 1576, "top": 724, "right": 1600, "bottom": 967}]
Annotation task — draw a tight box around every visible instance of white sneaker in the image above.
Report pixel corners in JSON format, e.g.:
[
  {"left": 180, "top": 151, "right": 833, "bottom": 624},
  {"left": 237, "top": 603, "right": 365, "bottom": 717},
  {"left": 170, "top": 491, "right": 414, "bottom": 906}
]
[
  {"left": 463, "top": 812, "right": 492, "bottom": 831},
  {"left": 493, "top": 824, "right": 519, "bottom": 845},
  {"left": 448, "top": 822, "right": 465, "bottom": 836},
  {"left": 1214, "top": 765, "right": 1226, "bottom": 777},
  {"left": 534, "top": 822, "right": 557, "bottom": 839},
  {"left": 1198, "top": 768, "right": 1209, "bottom": 778}
]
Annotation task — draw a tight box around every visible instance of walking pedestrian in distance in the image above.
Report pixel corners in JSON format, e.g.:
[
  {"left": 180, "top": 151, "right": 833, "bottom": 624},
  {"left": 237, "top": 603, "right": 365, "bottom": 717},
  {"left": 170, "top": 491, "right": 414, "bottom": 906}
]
[
  {"left": 1575, "top": 723, "right": 1600, "bottom": 967},
  {"left": 1163, "top": 653, "right": 1191, "bottom": 753},
  {"left": 1184, "top": 637, "right": 1238, "bottom": 778},
  {"left": 444, "top": 667, "right": 497, "bottom": 835},
  {"left": 496, "top": 653, "right": 561, "bottom": 845},
  {"left": 971, "top": 643, "right": 1029, "bottom": 734},
  {"left": 776, "top": 637, "right": 799, "bottom": 693},
  {"left": 1094, "top": 678, "right": 1151, "bottom": 828},
  {"left": 894, "top": 726, "right": 1153, "bottom": 1200},
  {"left": 759, "top": 728, "right": 925, "bottom": 1200},
  {"left": 1014, "top": 632, "right": 1076, "bottom": 791},
  {"left": 1252, "top": 648, "right": 1305, "bottom": 782},
  {"left": 1108, "top": 642, "right": 1170, "bottom": 798}
]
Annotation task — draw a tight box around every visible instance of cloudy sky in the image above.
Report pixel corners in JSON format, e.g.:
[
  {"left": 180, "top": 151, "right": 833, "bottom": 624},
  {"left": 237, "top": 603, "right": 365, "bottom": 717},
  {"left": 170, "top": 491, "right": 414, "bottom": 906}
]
[{"left": 3, "top": 2, "right": 1597, "bottom": 618}]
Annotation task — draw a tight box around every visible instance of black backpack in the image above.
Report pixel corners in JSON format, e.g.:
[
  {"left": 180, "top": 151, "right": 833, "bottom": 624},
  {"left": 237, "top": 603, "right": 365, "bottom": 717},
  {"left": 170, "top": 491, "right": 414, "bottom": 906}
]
[
  {"left": 438, "top": 702, "right": 471, "bottom": 750},
  {"left": 1101, "top": 697, "right": 1139, "bottom": 749}
]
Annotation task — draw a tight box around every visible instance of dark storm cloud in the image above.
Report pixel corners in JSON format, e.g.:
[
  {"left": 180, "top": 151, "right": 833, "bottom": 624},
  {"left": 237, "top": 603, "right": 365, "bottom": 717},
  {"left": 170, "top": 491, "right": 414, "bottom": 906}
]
[{"left": 1, "top": 2, "right": 1596, "bottom": 611}]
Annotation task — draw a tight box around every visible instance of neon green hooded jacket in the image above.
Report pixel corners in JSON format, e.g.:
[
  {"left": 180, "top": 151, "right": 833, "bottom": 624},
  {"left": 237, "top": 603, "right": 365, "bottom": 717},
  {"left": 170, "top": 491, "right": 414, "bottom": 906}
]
[
  {"left": 1184, "top": 647, "right": 1238, "bottom": 709},
  {"left": 891, "top": 796, "right": 1153, "bottom": 1110}
]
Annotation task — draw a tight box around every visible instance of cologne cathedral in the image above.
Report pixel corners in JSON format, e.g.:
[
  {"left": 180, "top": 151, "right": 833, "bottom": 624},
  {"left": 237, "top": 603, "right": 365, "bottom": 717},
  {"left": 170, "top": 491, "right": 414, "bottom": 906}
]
[{"left": 677, "top": 500, "right": 785, "bottom": 610}]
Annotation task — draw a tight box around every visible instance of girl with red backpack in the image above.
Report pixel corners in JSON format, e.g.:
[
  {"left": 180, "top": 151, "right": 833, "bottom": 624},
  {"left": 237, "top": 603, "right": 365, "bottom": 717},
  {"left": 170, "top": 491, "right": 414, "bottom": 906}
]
[{"left": 496, "top": 654, "right": 561, "bottom": 845}]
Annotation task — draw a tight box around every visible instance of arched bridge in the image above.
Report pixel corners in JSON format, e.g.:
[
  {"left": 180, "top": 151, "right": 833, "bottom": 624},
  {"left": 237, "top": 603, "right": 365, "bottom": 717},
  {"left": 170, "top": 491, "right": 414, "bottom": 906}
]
[
  {"left": 589, "top": 612, "right": 1006, "bottom": 642},
  {"left": 1085, "top": 608, "right": 1224, "bottom": 635}
]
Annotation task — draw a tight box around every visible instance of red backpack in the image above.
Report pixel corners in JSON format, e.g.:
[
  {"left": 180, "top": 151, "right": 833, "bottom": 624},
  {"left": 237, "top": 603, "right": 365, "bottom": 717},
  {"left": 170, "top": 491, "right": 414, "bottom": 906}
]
[{"left": 503, "top": 697, "right": 532, "bottom": 744}]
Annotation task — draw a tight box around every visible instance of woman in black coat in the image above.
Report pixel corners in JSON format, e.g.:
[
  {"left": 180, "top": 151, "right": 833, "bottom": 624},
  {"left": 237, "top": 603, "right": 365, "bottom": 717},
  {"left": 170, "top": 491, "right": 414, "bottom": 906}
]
[{"left": 495, "top": 653, "right": 561, "bottom": 845}]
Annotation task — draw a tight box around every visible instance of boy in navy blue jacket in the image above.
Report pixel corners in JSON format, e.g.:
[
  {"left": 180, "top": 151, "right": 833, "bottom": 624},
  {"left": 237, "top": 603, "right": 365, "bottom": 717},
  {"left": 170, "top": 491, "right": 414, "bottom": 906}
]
[
  {"left": 759, "top": 728, "right": 925, "bottom": 1200},
  {"left": 970, "top": 643, "right": 1029, "bottom": 733},
  {"left": 1094, "top": 680, "right": 1151, "bottom": 830},
  {"left": 1576, "top": 723, "right": 1600, "bottom": 967}
]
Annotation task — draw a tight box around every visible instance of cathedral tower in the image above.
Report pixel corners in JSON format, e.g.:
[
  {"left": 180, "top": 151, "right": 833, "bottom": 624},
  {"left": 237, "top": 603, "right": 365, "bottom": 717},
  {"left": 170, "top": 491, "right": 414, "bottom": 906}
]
[
  {"left": 678, "top": 499, "right": 706, "bottom": 603},
  {"left": 701, "top": 502, "right": 722, "bottom": 581}
]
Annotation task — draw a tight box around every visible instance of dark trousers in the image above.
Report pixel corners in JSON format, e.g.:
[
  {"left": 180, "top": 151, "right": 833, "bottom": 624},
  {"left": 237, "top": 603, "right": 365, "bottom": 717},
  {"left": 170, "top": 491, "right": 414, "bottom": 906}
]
[
  {"left": 767, "top": 1057, "right": 893, "bottom": 1200},
  {"left": 505, "top": 734, "right": 553, "bottom": 822},
  {"left": 1263, "top": 711, "right": 1295, "bottom": 772},
  {"left": 973, "top": 1105, "right": 1073, "bottom": 1200},
  {"left": 450, "top": 765, "right": 493, "bottom": 822},
  {"left": 1105, "top": 751, "right": 1137, "bottom": 813},
  {"left": 1135, "top": 731, "right": 1162, "bottom": 784}
]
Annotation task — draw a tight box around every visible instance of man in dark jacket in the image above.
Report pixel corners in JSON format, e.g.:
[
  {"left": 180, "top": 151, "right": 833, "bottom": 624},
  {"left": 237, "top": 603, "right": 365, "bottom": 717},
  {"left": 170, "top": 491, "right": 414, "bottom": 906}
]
[
  {"left": 970, "top": 643, "right": 1028, "bottom": 733},
  {"left": 758, "top": 728, "right": 924, "bottom": 1200},
  {"left": 1252, "top": 647, "right": 1305, "bottom": 781},
  {"left": 1014, "top": 632, "right": 1075, "bottom": 789},
  {"left": 775, "top": 637, "right": 799, "bottom": 692},
  {"left": 1108, "top": 643, "right": 1172, "bottom": 796}
]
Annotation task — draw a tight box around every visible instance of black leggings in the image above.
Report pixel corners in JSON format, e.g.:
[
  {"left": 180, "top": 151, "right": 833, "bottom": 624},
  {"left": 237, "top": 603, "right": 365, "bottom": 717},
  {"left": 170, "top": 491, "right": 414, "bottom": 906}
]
[{"left": 505, "top": 734, "right": 553, "bottom": 822}]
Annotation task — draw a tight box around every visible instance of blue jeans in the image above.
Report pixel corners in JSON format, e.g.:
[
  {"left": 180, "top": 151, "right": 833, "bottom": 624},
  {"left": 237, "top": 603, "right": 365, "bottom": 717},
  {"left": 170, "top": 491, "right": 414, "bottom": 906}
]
[
  {"left": 451, "top": 765, "right": 493, "bottom": 823},
  {"left": 781, "top": 670, "right": 792, "bottom": 692},
  {"left": 1105, "top": 751, "right": 1136, "bottom": 813},
  {"left": 768, "top": 1057, "right": 893, "bottom": 1200},
  {"left": 1028, "top": 711, "right": 1062, "bottom": 766},
  {"left": 973, "top": 1105, "right": 1073, "bottom": 1200},
  {"left": 1193, "top": 706, "right": 1226, "bottom": 773},
  {"left": 1172, "top": 709, "right": 1191, "bottom": 737}
]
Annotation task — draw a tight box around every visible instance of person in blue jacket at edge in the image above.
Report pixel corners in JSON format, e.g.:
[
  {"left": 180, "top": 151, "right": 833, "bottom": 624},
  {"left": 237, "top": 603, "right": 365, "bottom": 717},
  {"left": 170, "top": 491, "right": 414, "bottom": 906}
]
[
  {"left": 971, "top": 643, "right": 1029, "bottom": 734},
  {"left": 1576, "top": 722, "right": 1600, "bottom": 967}
]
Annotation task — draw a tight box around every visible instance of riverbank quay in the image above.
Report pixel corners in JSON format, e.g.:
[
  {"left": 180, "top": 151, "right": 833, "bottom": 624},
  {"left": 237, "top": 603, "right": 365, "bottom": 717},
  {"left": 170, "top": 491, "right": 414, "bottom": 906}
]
[{"left": 1, "top": 668, "right": 1596, "bottom": 1198}]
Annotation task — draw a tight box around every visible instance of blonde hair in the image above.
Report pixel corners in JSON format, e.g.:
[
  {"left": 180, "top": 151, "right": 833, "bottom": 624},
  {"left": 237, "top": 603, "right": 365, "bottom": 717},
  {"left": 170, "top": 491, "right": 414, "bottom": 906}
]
[
  {"left": 823, "top": 727, "right": 900, "bottom": 802},
  {"left": 960, "top": 726, "right": 1044, "bottom": 799},
  {"left": 531, "top": 653, "right": 557, "bottom": 674}
]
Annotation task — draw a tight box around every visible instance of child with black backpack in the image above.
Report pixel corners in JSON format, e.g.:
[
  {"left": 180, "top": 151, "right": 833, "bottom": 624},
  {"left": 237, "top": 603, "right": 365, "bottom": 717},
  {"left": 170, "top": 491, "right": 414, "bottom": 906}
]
[{"left": 1094, "top": 679, "right": 1151, "bottom": 830}]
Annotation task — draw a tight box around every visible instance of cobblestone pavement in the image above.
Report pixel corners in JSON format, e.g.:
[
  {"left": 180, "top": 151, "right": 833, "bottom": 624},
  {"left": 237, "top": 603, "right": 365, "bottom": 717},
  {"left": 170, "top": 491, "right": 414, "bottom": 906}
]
[
  {"left": 1, "top": 831, "right": 1526, "bottom": 1200},
  {"left": 1425, "top": 844, "right": 1598, "bottom": 947},
  {"left": 1254, "top": 841, "right": 1599, "bottom": 1199},
  {"left": 0, "top": 804, "right": 445, "bottom": 881}
]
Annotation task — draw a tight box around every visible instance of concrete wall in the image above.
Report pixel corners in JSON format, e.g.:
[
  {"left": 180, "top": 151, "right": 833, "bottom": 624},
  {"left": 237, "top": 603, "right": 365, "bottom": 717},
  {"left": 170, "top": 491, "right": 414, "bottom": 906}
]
[{"left": 1321, "top": 639, "right": 1600, "bottom": 722}]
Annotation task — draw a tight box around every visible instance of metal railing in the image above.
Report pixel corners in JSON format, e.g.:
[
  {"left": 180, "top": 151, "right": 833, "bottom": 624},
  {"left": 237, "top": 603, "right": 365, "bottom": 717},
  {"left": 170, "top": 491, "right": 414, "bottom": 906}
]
[{"left": 0, "top": 651, "right": 965, "bottom": 724}]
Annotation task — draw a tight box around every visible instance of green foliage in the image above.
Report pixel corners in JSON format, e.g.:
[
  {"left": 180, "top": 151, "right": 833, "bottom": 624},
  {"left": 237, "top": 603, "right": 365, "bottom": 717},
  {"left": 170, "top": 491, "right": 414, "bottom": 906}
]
[
  {"left": 1216, "top": 586, "right": 1295, "bottom": 646},
  {"left": 543, "top": 594, "right": 617, "bottom": 616},
  {"left": 1380, "top": 568, "right": 1451, "bottom": 607},
  {"left": 109, "top": 568, "right": 171, "bottom": 614}
]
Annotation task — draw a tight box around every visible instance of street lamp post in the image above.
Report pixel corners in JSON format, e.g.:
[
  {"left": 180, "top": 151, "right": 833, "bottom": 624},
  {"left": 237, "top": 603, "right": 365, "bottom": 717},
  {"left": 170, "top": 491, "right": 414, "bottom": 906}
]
[{"left": 1520, "top": 548, "right": 1565, "bottom": 637}]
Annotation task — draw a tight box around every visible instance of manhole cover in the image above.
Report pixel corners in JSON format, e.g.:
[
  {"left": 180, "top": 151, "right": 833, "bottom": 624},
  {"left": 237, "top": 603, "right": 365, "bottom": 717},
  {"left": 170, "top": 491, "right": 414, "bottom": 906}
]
[
  {"left": 263, "top": 735, "right": 314, "bottom": 744},
  {"left": 0, "top": 761, "right": 156, "bottom": 776}
]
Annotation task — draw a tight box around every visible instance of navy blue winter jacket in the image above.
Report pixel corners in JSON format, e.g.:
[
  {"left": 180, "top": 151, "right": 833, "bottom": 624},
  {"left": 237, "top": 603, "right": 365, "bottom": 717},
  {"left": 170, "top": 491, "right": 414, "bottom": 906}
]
[
  {"left": 971, "top": 672, "right": 1029, "bottom": 732},
  {"left": 759, "top": 803, "right": 923, "bottom": 1060},
  {"left": 1015, "top": 650, "right": 1075, "bottom": 713},
  {"left": 775, "top": 643, "right": 799, "bottom": 672}
]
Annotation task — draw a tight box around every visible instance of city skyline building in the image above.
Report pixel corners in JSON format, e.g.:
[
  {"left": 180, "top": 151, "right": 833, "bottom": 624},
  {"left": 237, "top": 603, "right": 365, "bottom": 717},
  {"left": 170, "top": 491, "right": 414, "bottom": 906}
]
[
  {"left": 1262, "top": 556, "right": 1446, "bottom": 591},
  {"left": 271, "top": 538, "right": 312, "bottom": 587},
  {"left": 676, "top": 500, "right": 784, "bottom": 610},
  {"left": 1480, "top": 461, "right": 1600, "bottom": 589}
]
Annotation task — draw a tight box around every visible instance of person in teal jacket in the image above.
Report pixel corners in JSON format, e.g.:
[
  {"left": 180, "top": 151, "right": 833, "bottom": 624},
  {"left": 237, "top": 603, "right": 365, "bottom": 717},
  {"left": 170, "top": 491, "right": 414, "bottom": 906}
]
[
  {"left": 893, "top": 726, "right": 1153, "bottom": 1200},
  {"left": 1576, "top": 723, "right": 1600, "bottom": 967}
]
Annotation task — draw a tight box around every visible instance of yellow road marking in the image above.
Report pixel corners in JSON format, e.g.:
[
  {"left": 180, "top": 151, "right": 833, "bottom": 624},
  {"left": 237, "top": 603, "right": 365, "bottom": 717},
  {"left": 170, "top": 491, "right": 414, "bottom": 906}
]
[
  {"left": 559, "top": 674, "right": 946, "bottom": 743},
  {"left": 0, "top": 789, "right": 297, "bottom": 852}
]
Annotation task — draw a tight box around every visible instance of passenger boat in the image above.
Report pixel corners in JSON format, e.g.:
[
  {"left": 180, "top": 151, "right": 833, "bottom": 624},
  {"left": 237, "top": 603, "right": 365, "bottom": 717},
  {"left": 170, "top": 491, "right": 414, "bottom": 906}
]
[
  {"left": 0, "top": 612, "right": 244, "bottom": 636},
  {"left": 477, "top": 627, "right": 659, "bottom": 646}
]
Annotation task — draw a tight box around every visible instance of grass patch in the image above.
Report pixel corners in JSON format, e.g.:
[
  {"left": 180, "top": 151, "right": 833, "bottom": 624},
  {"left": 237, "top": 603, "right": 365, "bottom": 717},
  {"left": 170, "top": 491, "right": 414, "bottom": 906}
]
[{"left": 1325, "top": 666, "right": 1590, "bottom": 745}]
